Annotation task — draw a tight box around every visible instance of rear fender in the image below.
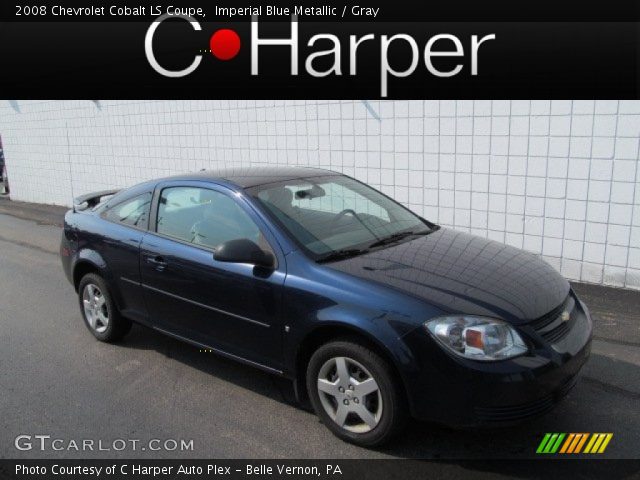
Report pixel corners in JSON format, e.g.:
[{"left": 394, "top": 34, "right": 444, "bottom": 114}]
[{"left": 72, "top": 249, "right": 124, "bottom": 310}]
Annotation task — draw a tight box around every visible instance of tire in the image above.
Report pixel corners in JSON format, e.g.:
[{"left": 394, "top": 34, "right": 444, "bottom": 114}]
[
  {"left": 77, "top": 273, "right": 131, "bottom": 342},
  {"left": 306, "top": 339, "right": 407, "bottom": 447}
]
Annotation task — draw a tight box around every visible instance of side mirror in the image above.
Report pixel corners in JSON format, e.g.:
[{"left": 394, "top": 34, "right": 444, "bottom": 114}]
[{"left": 214, "top": 238, "right": 275, "bottom": 269}]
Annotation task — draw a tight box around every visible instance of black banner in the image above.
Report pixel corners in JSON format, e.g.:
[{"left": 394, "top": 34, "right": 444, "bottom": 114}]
[
  {"left": 0, "top": 0, "right": 639, "bottom": 98},
  {"left": 2, "top": 460, "right": 640, "bottom": 480},
  {"left": 1, "top": 0, "right": 640, "bottom": 22},
  {"left": 0, "top": 20, "right": 638, "bottom": 99}
]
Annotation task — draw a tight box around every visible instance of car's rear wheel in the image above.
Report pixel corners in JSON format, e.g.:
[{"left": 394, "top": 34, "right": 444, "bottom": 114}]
[
  {"left": 78, "top": 273, "right": 131, "bottom": 342},
  {"left": 306, "top": 339, "right": 406, "bottom": 447}
]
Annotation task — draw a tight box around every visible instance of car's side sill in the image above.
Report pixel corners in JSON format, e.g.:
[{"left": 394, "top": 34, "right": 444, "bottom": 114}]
[{"left": 151, "top": 325, "right": 285, "bottom": 376}]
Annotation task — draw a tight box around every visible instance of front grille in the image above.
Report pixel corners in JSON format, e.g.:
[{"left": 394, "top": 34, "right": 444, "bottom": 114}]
[
  {"left": 530, "top": 295, "right": 575, "bottom": 344},
  {"left": 474, "top": 376, "right": 577, "bottom": 423},
  {"left": 531, "top": 301, "right": 566, "bottom": 331},
  {"left": 543, "top": 321, "right": 571, "bottom": 343},
  {"left": 474, "top": 395, "right": 555, "bottom": 422}
]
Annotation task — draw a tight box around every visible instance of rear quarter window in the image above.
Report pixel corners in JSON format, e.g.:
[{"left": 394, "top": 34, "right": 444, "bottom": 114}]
[{"left": 101, "top": 193, "right": 152, "bottom": 229}]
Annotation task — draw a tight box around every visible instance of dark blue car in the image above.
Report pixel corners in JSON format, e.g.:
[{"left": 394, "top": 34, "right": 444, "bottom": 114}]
[{"left": 61, "top": 167, "right": 592, "bottom": 446}]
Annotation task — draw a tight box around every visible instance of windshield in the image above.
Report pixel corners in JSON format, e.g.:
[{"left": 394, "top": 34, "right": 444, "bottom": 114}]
[{"left": 248, "top": 175, "right": 435, "bottom": 260}]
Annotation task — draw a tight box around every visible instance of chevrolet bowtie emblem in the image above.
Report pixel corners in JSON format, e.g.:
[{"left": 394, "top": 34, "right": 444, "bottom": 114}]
[{"left": 561, "top": 311, "right": 571, "bottom": 322}]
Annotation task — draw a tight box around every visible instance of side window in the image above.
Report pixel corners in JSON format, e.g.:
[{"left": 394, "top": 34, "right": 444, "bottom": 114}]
[
  {"left": 102, "top": 193, "right": 151, "bottom": 228},
  {"left": 157, "top": 187, "right": 262, "bottom": 250}
]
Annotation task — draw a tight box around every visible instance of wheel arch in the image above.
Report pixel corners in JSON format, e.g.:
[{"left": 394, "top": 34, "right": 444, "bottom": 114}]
[
  {"left": 72, "top": 260, "right": 102, "bottom": 291},
  {"left": 73, "top": 254, "right": 127, "bottom": 314},
  {"left": 292, "top": 323, "right": 411, "bottom": 408},
  {"left": 72, "top": 250, "right": 114, "bottom": 293},
  {"left": 73, "top": 248, "right": 109, "bottom": 285}
]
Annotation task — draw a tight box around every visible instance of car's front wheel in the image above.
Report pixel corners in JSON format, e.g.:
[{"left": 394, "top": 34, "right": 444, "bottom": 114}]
[
  {"left": 78, "top": 273, "right": 131, "bottom": 342},
  {"left": 306, "top": 339, "right": 406, "bottom": 447}
]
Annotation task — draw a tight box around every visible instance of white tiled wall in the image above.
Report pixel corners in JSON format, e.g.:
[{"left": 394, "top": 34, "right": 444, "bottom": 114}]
[{"left": 0, "top": 100, "right": 639, "bottom": 289}]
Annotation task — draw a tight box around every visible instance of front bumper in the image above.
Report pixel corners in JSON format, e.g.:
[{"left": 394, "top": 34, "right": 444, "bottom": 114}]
[{"left": 401, "top": 292, "right": 593, "bottom": 427}]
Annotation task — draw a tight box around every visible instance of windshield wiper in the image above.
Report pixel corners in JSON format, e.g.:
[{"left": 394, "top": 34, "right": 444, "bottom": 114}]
[
  {"left": 316, "top": 229, "right": 433, "bottom": 263},
  {"left": 368, "top": 229, "right": 431, "bottom": 248},
  {"left": 317, "top": 248, "right": 370, "bottom": 263}
]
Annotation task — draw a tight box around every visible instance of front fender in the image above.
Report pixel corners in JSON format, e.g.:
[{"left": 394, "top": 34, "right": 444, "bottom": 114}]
[
  {"left": 285, "top": 313, "right": 423, "bottom": 409},
  {"left": 302, "top": 314, "right": 419, "bottom": 373},
  {"left": 280, "top": 250, "right": 446, "bottom": 410}
]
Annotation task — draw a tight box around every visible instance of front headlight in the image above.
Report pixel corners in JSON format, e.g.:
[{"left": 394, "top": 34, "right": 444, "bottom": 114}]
[{"left": 424, "top": 316, "right": 527, "bottom": 361}]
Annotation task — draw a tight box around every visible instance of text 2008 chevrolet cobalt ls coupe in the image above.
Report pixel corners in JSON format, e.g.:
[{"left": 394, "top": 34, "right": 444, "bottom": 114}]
[{"left": 61, "top": 167, "right": 592, "bottom": 446}]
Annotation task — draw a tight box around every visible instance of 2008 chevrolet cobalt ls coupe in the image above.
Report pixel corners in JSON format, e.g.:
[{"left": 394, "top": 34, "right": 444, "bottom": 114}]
[{"left": 61, "top": 167, "right": 592, "bottom": 446}]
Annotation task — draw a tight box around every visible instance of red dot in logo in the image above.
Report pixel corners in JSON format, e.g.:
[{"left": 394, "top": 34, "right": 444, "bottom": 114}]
[{"left": 209, "top": 29, "right": 241, "bottom": 60}]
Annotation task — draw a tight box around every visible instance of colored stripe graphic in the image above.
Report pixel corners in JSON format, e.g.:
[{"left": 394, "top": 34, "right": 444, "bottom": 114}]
[
  {"left": 536, "top": 433, "right": 552, "bottom": 453},
  {"left": 559, "top": 433, "right": 575, "bottom": 453},
  {"left": 584, "top": 433, "right": 599, "bottom": 453},
  {"left": 591, "top": 434, "right": 606, "bottom": 453},
  {"left": 537, "top": 433, "right": 613, "bottom": 454},
  {"left": 544, "top": 433, "right": 559, "bottom": 453},
  {"left": 584, "top": 433, "right": 614, "bottom": 454},
  {"left": 597, "top": 434, "right": 613, "bottom": 453},
  {"left": 567, "top": 433, "right": 583, "bottom": 453},
  {"left": 536, "top": 433, "right": 566, "bottom": 453},
  {"left": 550, "top": 433, "right": 565, "bottom": 453},
  {"left": 574, "top": 433, "right": 589, "bottom": 453}
]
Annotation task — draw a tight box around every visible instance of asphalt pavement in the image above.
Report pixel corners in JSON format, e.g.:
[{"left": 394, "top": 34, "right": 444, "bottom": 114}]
[{"left": 0, "top": 198, "right": 639, "bottom": 466}]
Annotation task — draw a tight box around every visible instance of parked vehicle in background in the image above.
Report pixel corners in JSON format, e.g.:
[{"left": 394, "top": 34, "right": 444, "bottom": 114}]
[
  {"left": 60, "top": 167, "right": 593, "bottom": 446},
  {"left": 0, "top": 138, "right": 7, "bottom": 194},
  {"left": 1, "top": 166, "right": 8, "bottom": 194}
]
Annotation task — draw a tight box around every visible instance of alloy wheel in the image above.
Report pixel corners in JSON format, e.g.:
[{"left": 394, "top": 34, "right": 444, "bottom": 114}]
[
  {"left": 316, "top": 356, "right": 383, "bottom": 433},
  {"left": 82, "top": 284, "right": 109, "bottom": 333}
]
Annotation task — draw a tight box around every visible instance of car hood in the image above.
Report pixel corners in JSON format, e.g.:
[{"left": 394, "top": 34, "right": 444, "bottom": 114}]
[{"left": 326, "top": 228, "right": 569, "bottom": 324}]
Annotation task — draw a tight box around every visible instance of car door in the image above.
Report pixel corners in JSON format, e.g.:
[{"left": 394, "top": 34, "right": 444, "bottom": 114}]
[{"left": 139, "top": 181, "right": 286, "bottom": 371}]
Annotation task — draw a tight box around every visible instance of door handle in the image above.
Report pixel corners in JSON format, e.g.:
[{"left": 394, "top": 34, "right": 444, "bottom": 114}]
[{"left": 146, "top": 255, "right": 168, "bottom": 271}]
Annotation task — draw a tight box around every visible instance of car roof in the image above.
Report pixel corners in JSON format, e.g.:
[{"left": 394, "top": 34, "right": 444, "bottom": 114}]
[{"left": 167, "top": 166, "right": 338, "bottom": 189}]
